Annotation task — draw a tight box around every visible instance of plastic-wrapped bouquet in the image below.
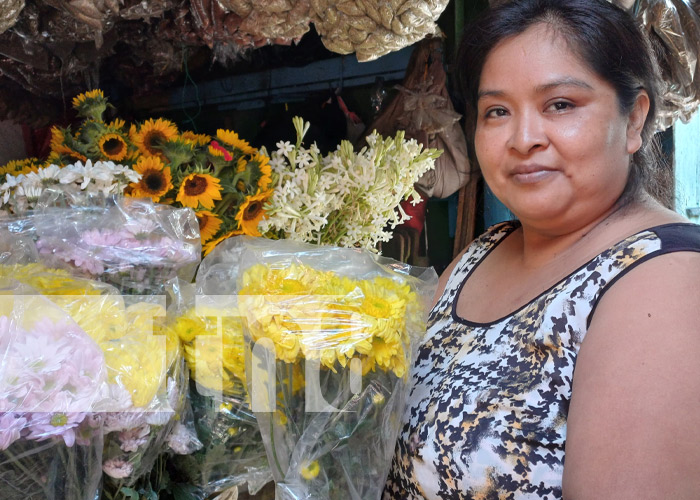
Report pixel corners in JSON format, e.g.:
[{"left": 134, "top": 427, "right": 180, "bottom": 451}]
[
  {"left": 206, "top": 236, "right": 437, "bottom": 499},
  {"left": 33, "top": 197, "right": 200, "bottom": 295},
  {"left": 260, "top": 117, "right": 441, "bottom": 250},
  {"left": 0, "top": 262, "right": 189, "bottom": 495},
  {"left": 164, "top": 287, "right": 271, "bottom": 497},
  {"left": 0, "top": 280, "right": 107, "bottom": 500}
]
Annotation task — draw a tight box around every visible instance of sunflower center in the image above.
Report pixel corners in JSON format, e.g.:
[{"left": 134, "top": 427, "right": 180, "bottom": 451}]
[
  {"left": 185, "top": 176, "right": 208, "bottom": 196},
  {"left": 144, "top": 131, "right": 165, "bottom": 154},
  {"left": 197, "top": 214, "right": 209, "bottom": 230},
  {"left": 103, "top": 137, "right": 125, "bottom": 156},
  {"left": 145, "top": 171, "right": 165, "bottom": 192},
  {"left": 243, "top": 201, "right": 263, "bottom": 221}
]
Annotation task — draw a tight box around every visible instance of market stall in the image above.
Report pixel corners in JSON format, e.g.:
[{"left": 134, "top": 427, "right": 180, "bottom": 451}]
[{"left": 0, "top": 1, "right": 699, "bottom": 499}]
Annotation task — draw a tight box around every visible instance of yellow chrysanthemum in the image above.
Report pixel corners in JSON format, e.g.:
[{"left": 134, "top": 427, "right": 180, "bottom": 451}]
[
  {"left": 181, "top": 131, "right": 211, "bottom": 147},
  {"left": 176, "top": 173, "right": 222, "bottom": 210},
  {"left": 235, "top": 190, "right": 272, "bottom": 237},
  {"left": 238, "top": 263, "right": 416, "bottom": 377},
  {"left": 195, "top": 210, "right": 223, "bottom": 243},
  {"left": 133, "top": 118, "right": 179, "bottom": 158},
  {"left": 128, "top": 156, "right": 173, "bottom": 202},
  {"left": 174, "top": 305, "right": 248, "bottom": 394},
  {"left": 216, "top": 129, "right": 255, "bottom": 155},
  {"left": 203, "top": 229, "right": 243, "bottom": 256},
  {"left": 0, "top": 263, "right": 174, "bottom": 407},
  {"left": 300, "top": 460, "right": 320, "bottom": 480},
  {"left": 98, "top": 132, "right": 129, "bottom": 162},
  {"left": 104, "top": 303, "right": 170, "bottom": 407}
]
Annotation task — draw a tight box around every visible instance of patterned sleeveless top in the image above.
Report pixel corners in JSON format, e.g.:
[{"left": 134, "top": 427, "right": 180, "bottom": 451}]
[{"left": 384, "top": 221, "right": 700, "bottom": 499}]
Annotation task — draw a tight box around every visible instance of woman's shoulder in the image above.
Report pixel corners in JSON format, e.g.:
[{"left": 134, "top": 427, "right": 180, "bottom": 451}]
[{"left": 429, "top": 220, "right": 519, "bottom": 308}]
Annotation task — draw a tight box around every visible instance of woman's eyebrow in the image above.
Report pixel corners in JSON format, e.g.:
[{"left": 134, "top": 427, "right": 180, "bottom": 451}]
[
  {"left": 478, "top": 78, "right": 594, "bottom": 101},
  {"left": 535, "top": 77, "right": 594, "bottom": 93}
]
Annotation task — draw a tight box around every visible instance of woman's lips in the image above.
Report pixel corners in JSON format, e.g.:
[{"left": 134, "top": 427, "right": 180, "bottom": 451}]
[{"left": 511, "top": 166, "right": 557, "bottom": 184}]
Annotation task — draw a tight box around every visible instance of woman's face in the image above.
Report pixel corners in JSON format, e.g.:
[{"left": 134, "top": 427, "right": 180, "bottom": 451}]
[{"left": 474, "top": 23, "right": 647, "bottom": 232}]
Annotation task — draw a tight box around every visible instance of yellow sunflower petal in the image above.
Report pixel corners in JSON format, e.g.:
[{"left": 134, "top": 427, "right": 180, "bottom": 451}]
[
  {"left": 176, "top": 173, "right": 222, "bottom": 210},
  {"left": 235, "top": 190, "right": 273, "bottom": 236}
]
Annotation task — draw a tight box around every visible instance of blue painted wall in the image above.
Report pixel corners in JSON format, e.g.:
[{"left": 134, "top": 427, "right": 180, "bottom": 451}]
[{"left": 674, "top": 111, "right": 700, "bottom": 223}]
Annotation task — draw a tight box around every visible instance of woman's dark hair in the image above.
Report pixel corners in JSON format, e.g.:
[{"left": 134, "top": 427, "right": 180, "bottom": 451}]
[{"left": 456, "top": 0, "right": 673, "bottom": 208}]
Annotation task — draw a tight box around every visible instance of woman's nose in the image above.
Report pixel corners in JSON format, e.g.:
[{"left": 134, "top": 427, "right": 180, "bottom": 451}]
[{"left": 507, "top": 110, "right": 549, "bottom": 154}]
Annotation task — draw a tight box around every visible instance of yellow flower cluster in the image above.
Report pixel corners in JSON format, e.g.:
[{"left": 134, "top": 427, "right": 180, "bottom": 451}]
[
  {"left": 169, "top": 306, "right": 247, "bottom": 396},
  {"left": 0, "top": 263, "right": 179, "bottom": 407},
  {"left": 238, "top": 263, "right": 422, "bottom": 378}
]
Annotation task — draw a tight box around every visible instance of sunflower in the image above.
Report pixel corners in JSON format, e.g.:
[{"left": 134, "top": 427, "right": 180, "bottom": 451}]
[
  {"left": 203, "top": 229, "right": 243, "bottom": 256},
  {"left": 128, "top": 156, "right": 173, "bottom": 202},
  {"left": 0, "top": 158, "right": 41, "bottom": 176},
  {"left": 195, "top": 210, "right": 223, "bottom": 243},
  {"left": 72, "top": 89, "right": 104, "bottom": 108},
  {"left": 216, "top": 129, "right": 255, "bottom": 155},
  {"left": 181, "top": 131, "right": 211, "bottom": 147},
  {"left": 50, "top": 126, "right": 68, "bottom": 152},
  {"left": 235, "top": 190, "right": 272, "bottom": 236},
  {"left": 160, "top": 138, "right": 195, "bottom": 169},
  {"left": 49, "top": 126, "right": 85, "bottom": 159},
  {"left": 176, "top": 173, "right": 222, "bottom": 210},
  {"left": 133, "top": 118, "right": 179, "bottom": 158},
  {"left": 209, "top": 141, "right": 233, "bottom": 161},
  {"left": 98, "top": 132, "right": 129, "bottom": 162},
  {"left": 109, "top": 118, "right": 126, "bottom": 130},
  {"left": 252, "top": 152, "right": 272, "bottom": 190},
  {"left": 72, "top": 89, "right": 108, "bottom": 121}
]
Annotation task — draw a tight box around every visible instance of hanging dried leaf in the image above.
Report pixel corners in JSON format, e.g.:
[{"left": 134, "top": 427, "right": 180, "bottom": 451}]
[{"left": 0, "top": 0, "right": 25, "bottom": 34}]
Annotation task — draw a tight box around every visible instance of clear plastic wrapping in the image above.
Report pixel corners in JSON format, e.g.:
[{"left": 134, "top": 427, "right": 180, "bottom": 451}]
[
  {"left": 166, "top": 284, "right": 272, "bottom": 496},
  {"left": 0, "top": 201, "right": 195, "bottom": 490},
  {"left": 0, "top": 261, "right": 187, "bottom": 489},
  {"left": 33, "top": 196, "right": 201, "bottom": 295},
  {"left": 0, "top": 279, "right": 106, "bottom": 500},
  {"left": 201, "top": 235, "right": 437, "bottom": 499},
  {"left": 636, "top": 0, "right": 700, "bottom": 127}
]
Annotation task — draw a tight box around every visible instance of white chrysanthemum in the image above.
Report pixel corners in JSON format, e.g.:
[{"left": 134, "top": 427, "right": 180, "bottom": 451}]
[{"left": 16, "top": 184, "right": 43, "bottom": 203}]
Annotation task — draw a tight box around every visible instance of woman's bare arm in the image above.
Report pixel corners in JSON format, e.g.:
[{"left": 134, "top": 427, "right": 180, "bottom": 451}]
[{"left": 563, "top": 251, "right": 700, "bottom": 499}]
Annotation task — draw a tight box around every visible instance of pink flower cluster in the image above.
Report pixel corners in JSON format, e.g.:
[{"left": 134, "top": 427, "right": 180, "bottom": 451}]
[
  {"left": 0, "top": 314, "right": 106, "bottom": 449},
  {"left": 36, "top": 225, "right": 198, "bottom": 277}
]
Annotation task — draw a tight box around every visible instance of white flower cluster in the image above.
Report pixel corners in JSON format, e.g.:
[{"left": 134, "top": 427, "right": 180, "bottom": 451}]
[
  {"left": 0, "top": 160, "right": 140, "bottom": 213},
  {"left": 260, "top": 117, "right": 441, "bottom": 250}
]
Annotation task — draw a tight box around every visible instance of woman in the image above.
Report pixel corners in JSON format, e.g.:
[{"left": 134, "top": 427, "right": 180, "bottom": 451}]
[{"left": 384, "top": 0, "right": 700, "bottom": 498}]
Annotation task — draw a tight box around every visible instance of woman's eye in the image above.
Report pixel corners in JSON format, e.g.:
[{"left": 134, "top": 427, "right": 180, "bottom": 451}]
[
  {"left": 549, "top": 101, "right": 574, "bottom": 112},
  {"left": 484, "top": 107, "right": 508, "bottom": 118}
]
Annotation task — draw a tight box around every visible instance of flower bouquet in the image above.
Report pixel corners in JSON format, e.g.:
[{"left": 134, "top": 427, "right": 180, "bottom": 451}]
[
  {"left": 205, "top": 236, "right": 437, "bottom": 499},
  {"left": 32, "top": 196, "right": 201, "bottom": 295},
  {"left": 43, "top": 89, "right": 274, "bottom": 257},
  {"left": 0, "top": 159, "right": 140, "bottom": 215},
  {"left": 260, "top": 116, "right": 441, "bottom": 250},
  {"left": 0, "top": 279, "right": 107, "bottom": 500},
  {"left": 164, "top": 287, "right": 272, "bottom": 497},
  {"left": 0, "top": 260, "right": 190, "bottom": 495}
]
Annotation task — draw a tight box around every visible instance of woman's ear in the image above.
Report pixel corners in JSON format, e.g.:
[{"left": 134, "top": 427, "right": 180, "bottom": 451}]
[{"left": 626, "top": 90, "right": 650, "bottom": 155}]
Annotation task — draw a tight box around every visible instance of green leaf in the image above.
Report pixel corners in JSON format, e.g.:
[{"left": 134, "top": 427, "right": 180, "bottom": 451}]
[{"left": 119, "top": 487, "right": 140, "bottom": 500}]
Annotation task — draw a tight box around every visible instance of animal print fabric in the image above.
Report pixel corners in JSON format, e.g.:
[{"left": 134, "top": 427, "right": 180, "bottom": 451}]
[{"left": 384, "top": 221, "right": 700, "bottom": 499}]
